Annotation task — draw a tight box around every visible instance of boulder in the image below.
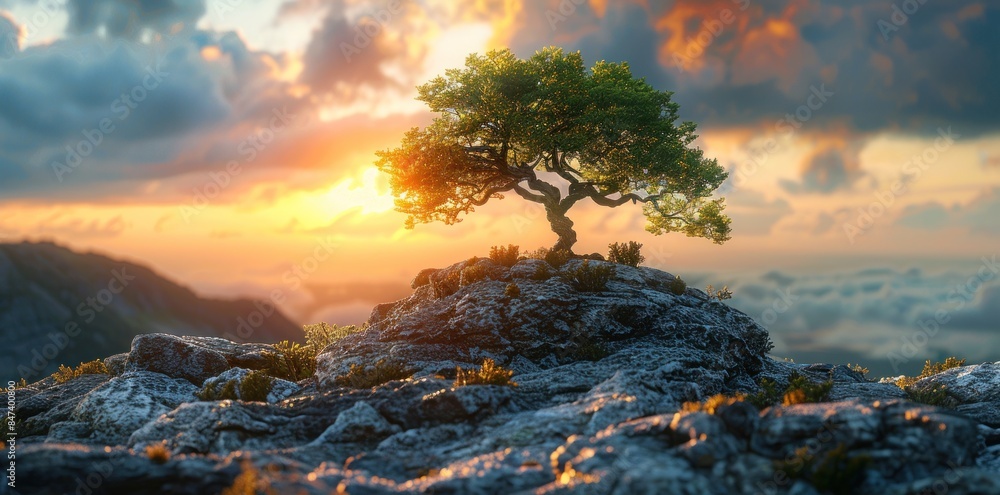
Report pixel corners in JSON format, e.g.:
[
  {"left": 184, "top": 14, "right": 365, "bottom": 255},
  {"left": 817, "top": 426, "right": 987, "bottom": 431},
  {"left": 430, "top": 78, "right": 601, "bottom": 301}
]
[
  {"left": 71, "top": 371, "right": 197, "bottom": 443},
  {"left": 124, "top": 333, "right": 230, "bottom": 385}
]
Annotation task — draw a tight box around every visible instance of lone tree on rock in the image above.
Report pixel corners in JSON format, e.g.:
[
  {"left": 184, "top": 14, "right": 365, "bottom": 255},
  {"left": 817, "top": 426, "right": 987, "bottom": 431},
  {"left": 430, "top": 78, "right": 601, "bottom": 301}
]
[{"left": 376, "top": 47, "right": 731, "bottom": 252}]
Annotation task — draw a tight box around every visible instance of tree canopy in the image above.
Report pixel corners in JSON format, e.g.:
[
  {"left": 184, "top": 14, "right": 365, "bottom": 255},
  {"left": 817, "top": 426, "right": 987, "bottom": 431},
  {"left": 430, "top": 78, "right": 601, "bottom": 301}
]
[{"left": 376, "top": 47, "right": 731, "bottom": 252}]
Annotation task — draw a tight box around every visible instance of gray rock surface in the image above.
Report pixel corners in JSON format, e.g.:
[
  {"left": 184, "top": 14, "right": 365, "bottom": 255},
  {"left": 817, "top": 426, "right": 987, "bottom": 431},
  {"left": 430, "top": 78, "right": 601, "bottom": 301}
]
[
  {"left": 10, "top": 259, "right": 1000, "bottom": 494},
  {"left": 125, "top": 333, "right": 230, "bottom": 385}
]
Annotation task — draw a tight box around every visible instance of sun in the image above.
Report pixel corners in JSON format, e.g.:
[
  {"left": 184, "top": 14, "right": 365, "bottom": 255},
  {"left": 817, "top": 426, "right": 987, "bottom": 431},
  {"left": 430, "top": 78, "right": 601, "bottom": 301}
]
[{"left": 285, "top": 166, "right": 396, "bottom": 230}]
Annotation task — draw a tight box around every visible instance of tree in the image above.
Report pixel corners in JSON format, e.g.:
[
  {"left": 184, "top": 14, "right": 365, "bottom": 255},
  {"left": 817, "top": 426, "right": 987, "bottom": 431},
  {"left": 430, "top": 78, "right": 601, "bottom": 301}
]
[{"left": 376, "top": 47, "right": 731, "bottom": 253}]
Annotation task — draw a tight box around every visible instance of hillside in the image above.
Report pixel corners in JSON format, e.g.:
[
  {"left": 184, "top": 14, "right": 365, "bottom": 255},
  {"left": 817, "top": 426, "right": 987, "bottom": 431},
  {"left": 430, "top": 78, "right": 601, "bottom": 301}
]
[
  {"left": 11, "top": 257, "right": 1000, "bottom": 494},
  {"left": 0, "top": 241, "right": 300, "bottom": 380}
]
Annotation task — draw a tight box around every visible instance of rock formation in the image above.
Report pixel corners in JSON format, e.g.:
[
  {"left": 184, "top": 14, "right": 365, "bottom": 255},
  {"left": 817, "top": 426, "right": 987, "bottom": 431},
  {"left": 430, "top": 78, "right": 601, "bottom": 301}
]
[{"left": 8, "top": 258, "right": 1000, "bottom": 494}]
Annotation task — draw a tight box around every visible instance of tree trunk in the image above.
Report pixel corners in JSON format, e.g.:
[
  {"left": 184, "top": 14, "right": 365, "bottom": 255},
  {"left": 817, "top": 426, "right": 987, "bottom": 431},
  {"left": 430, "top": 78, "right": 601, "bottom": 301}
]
[{"left": 546, "top": 206, "right": 577, "bottom": 253}]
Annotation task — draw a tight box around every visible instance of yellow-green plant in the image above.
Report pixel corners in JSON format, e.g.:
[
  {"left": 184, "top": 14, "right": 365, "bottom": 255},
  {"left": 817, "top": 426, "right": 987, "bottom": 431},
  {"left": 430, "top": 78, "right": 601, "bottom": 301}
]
[
  {"left": 489, "top": 244, "right": 521, "bottom": 267},
  {"left": 334, "top": 359, "right": 413, "bottom": 389},
  {"left": 263, "top": 341, "right": 315, "bottom": 381},
  {"left": 51, "top": 359, "right": 109, "bottom": 384},
  {"left": 455, "top": 358, "right": 517, "bottom": 387},
  {"left": 895, "top": 357, "right": 966, "bottom": 389}
]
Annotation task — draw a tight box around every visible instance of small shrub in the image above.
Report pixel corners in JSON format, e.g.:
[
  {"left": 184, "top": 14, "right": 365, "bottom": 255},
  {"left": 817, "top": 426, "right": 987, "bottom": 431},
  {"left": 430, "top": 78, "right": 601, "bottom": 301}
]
[
  {"left": 490, "top": 244, "right": 521, "bottom": 267},
  {"left": 782, "top": 372, "right": 833, "bottom": 406},
  {"left": 776, "top": 443, "right": 871, "bottom": 494},
  {"left": 747, "top": 378, "right": 782, "bottom": 409},
  {"left": 847, "top": 363, "right": 870, "bottom": 379},
  {"left": 528, "top": 247, "right": 572, "bottom": 267},
  {"left": 461, "top": 263, "right": 490, "bottom": 286},
  {"left": 747, "top": 373, "right": 832, "bottom": 408},
  {"left": 705, "top": 284, "right": 733, "bottom": 301},
  {"left": 263, "top": 341, "right": 316, "bottom": 382},
  {"left": 607, "top": 241, "right": 644, "bottom": 267},
  {"left": 14, "top": 378, "right": 27, "bottom": 389},
  {"left": 335, "top": 359, "right": 413, "bottom": 388},
  {"left": 682, "top": 394, "right": 747, "bottom": 414},
  {"left": 895, "top": 357, "right": 966, "bottom": 389},
  {"left": 905, "top": 383, "right": 956, "bottom": 408},
  {"left": 145, "top": 443, "right": 170, "bottom": 464},
  {"left": 197, "top": 379, "right": 239, "bottom": 401},
  {"left": 567, "top": 260, "right": 614, "bottom": 292},
  {"left": 504, "top": 283, "right": 521, "bottom": 298},
  {"left": 52, "top": 359, "right": 109, "bottom": 384},
  {"left": 455, "top": 358, "right": 517, "bottom": 387},
  {"left": 530, "top": 263, "right": 553, "bottom": 281},
  {"left": 303, "top": 322, "right": 362, "bottom": 351},
  {"left": 239, "top": 371, "right": 275, "bottom": 402},
  {"left": 668, "top": 275, "right": 687, "bottom": 296}
]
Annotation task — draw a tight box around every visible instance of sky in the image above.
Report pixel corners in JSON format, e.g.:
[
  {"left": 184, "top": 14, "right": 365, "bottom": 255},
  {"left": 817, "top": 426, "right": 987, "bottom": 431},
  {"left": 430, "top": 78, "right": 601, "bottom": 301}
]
[{"left": 0, "top": 0, "right": 998, "bottom": 376}]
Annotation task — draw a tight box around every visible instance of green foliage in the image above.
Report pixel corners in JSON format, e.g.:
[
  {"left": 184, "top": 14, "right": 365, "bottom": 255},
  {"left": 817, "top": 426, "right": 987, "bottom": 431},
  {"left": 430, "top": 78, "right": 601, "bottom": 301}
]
[
  {"left": 375, "top": 47, "right": 731, "bottom": 252},
  {"left": 905, "top": 384, "right": 956, "bottom": 408},
  {"left": 747, "top": 372, "right": 832, "bottom": 408},
  {"left": 334, "top": 359, "right": 413, "bottom": 389},
  {"left": 777, "top": 444, "right": 871, "bottom": 495},
  {"left": 461, "top": 263, "right": 490, "bottom": 286},
  {"left": 303, "top": 322, "right": 362, "bottom": 352},
  {"left": 51, "top": 359, "right": 109, "bottom": 384},
  {"left": 197, "top": 379, "right": 239, "bottom": 401},
  {"left": 490, "top": 244, "right": 521, "bottom": 267},
  {"left": 746, "top": 378, "right": 782, "bottom": 409},
  {"left": 455, "top": 358, "right": 517, "bottom": 387},
  {"left": 263, "top": 341, "right": 316, "bottom": 382},
  {"left": 566, "top": 260, "right": 614, "bottom": 292},
  {"left": 782, "top": 372, "right": 833, "bottom": 406},
  {"left": 607, "top": 241, "right": 644, "bottom": 267},
  {"left": 239, "top": 371, "right": 275, "bottom": 402},
  {"left": 542, "top": 248, "right": 572, "bottom": 268},
  {"left": 668, "top": 275, "right": 687, "bottom": 295},
  {"left": 530, "top": 263, "right": 553, "bottom": 281},
  {"left": 504, "top": 283, "right": 521, "bottom": 298},
  {"left": 895, "top": 357, "right": 966, "bottom": 388},
  {"left": 705, "top": 284, "right": 733, "bottom": 301}
]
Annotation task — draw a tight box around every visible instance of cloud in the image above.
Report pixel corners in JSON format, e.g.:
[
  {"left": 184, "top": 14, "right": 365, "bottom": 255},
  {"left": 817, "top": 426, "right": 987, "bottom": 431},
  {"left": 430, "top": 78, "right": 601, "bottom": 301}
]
[
  {"left": 780, "top": 145, "right": 865, "bottom": 194},
  {"left": 895, "top": 188, "right": 1000, "bottom": 235},
  {"left": 65, "top": 0, "right": 206, "bottom": 39},
  {"left": 0, "top": 12, "right": 19, "bottom": 58},
  {"left": 723, "top": 263, "right": 1000, "bottom": 376}
]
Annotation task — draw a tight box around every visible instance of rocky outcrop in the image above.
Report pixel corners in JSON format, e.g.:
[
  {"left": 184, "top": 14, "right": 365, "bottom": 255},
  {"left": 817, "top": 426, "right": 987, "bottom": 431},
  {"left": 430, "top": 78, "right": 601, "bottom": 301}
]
[{"left": 9, "top": 258, "right": 1000, "bottom": 494}]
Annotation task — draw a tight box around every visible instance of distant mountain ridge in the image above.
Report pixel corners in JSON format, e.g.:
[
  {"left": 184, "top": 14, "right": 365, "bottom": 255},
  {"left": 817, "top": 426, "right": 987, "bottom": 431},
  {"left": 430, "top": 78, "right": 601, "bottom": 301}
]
[{"left": 0, "top": 241, "right": 300, "bottom": 380}]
